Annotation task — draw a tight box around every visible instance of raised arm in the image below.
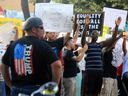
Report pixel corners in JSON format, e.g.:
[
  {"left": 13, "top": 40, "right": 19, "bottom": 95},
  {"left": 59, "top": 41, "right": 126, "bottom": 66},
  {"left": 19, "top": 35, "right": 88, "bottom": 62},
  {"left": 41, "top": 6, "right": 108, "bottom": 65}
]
[
  {"left": 106, "top": 28, "right": 124, "bottom": 52},
  {"left": 100, "top": 16, "right": 122, "bottom": 48},
  {"left": 81, "top": 15, "right": 92, "bottom": 47},
  {"left": 63, "top": 16, "right": 74, "bottom": 45},
  {"left": 73, "top": 19, "right": 80, "bottom": 43},
  {"left": 13, "top": 27, "right": 19, "bottom": 41},
  {"left": 123, "top": 36, "right": 128, "bottom": 56}
]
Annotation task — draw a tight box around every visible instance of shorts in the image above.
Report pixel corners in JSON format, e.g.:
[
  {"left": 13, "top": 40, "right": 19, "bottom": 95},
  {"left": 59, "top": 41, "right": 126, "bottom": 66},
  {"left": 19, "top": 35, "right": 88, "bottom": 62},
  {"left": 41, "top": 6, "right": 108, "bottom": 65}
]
[{"left": 84, "top": 71, "right": 103, "bottom": 94}]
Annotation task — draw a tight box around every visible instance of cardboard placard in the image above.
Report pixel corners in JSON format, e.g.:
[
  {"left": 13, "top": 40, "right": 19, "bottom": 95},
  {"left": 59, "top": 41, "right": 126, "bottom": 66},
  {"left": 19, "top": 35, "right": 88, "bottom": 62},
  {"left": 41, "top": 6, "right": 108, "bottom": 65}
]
[
  {"left": 123, "top": 31, "right": 128, "bottom": 35},
  {"left": 35, "top": 3, "right": 73, "bottom": 32},
  {"left": 0, "top": 21, "right": 14, "bottom": 45},
  {"left": 0, "top": 18, "right": 23, "bottom": 37},
  {"left": 103, "top": 7, "right": 127, "bottom": 29},
  {"left": 74, "top": 12, "right": 104, "bottom": 37}
]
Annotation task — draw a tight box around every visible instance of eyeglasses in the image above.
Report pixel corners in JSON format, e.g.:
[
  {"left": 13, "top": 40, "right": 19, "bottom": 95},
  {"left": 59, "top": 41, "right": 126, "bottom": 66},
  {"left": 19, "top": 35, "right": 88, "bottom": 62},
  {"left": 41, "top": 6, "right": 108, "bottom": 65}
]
[{"left": 35, "top": 26, "right": 44, "bottom": 30}]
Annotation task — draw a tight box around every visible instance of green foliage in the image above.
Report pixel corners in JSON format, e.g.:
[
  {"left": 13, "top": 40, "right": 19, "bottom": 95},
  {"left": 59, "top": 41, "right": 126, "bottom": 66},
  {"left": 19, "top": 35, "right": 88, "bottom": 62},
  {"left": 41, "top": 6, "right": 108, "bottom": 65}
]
[
  {"left": 28, "top": 0, "right": 36, "bottom": 5},
  {"left": 53, "top": 0, "right": 128, "bottom": 15}
]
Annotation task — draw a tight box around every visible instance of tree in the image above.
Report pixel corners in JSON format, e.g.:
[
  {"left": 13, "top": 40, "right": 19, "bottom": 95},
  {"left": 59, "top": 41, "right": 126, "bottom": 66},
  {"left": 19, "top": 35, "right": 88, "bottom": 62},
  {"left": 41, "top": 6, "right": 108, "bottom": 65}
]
[
  {"left": 21, "top": 0, "right": 51, "bottom": 20},
  {"left": 21, "top": 0, "right": 30, "bottom": 20},
  {"left": 53, "top": 0, "right": 128, "bottom": 14}
]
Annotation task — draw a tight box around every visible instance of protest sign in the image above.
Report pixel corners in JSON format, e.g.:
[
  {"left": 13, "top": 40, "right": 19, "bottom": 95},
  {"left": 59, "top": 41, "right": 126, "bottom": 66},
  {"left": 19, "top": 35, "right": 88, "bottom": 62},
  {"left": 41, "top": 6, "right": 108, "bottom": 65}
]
[
  {"left": 123, "top": 31, "right": 128, "bottom": 35},
  {"left": 74, "top": 12, "right": 104, "bottom": 37},
  {"left": 100, "top": 25, "right": 108, "bottom": 40},
  {"left": 0, "top": 21, "right": 14, "bottom": 45},
  {"left": 126, "top": 20, "right": 128, "bottom": 31},
  {"left": 0, "top": 43, "right": 6, "bottom": 64},
  {"left": 35, "top": 3, "right": 73, "bottom": 32},
  {"left": 0, "top": 18, "right": 23, "bottom": 37},
  {"left": 103, "top": 7, "right": 127, "bottom": 29}
]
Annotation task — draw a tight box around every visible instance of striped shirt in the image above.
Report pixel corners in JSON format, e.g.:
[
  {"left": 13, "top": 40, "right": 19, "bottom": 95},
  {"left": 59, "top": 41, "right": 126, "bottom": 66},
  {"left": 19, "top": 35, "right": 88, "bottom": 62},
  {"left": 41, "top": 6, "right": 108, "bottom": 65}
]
[{"left": 86, "top": 43, "right": 102, "bottom": 71}]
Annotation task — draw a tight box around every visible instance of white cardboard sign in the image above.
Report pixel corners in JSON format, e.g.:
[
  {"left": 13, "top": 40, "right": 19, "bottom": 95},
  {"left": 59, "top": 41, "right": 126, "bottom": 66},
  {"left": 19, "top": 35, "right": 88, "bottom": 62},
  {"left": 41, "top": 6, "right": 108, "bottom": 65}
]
[
  {"left": 103, "top": 7, "right": 127, "bottom": 29},
  {"left": 0, "top": 21, "right": 14, "bottom": 45},
  {"left": 35, "top": 3, "right": 73, "bottom": 32}
]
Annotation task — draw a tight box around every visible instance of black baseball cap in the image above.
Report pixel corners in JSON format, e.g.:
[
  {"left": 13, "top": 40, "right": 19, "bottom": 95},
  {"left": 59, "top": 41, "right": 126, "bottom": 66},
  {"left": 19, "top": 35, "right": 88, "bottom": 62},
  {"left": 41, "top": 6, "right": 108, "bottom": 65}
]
[{"left": 22, "top": 17, "right": 43, "bottom": 30}]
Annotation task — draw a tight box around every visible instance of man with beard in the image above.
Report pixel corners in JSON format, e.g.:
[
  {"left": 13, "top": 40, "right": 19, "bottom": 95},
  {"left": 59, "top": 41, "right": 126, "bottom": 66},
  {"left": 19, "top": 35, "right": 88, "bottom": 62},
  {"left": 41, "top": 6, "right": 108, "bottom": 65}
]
[
  {"left": 43, "top": 17, "right": 75, "bottom": 96},
  {"left": 81, "top": 15, "right": 122, "bottom": 96},
  {"left": 0, "top": 17, "right": 62, "bottom": 96},
  {"left": 63, "top": 37, "right": 88, "bottom": 96}
]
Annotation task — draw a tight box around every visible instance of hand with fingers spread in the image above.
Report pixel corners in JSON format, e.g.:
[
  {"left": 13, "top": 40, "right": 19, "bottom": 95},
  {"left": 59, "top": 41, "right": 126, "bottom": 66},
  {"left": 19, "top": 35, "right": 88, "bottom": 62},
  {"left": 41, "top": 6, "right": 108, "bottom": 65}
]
[
  {"left": 85, "top": 15, "right": 92, "bottom": 25},
  {"left": 115, "top": 16, "right": 122, "bottom": 27}
]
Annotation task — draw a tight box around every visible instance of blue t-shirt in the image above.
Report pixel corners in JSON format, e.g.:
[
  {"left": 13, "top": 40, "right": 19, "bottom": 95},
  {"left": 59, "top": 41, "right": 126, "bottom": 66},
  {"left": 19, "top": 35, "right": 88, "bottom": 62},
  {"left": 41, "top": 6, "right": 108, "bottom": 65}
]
[{"left": 63, "top": 48, "right": 77, "bottom": 77}]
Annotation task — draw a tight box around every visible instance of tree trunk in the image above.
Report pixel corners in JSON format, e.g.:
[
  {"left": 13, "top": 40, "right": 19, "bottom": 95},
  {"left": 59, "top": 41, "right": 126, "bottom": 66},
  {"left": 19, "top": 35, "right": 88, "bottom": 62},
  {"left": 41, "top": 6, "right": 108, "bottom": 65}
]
[
  {"left": 36, "top": 0, "right": 50, "bottom": 3},
  {"left": 21, "top": 0, "right": 30, "bottom": 20}
]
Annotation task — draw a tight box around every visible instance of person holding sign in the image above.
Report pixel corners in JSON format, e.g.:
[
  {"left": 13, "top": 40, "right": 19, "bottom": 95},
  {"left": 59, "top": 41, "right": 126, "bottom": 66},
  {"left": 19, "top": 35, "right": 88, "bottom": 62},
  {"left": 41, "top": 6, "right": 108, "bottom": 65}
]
[
  {"left": 81, "top": 15, "right": 122, "bottom": 96},
  {"left": 44, "top": 17, "right": 74, "bottom": 96}
]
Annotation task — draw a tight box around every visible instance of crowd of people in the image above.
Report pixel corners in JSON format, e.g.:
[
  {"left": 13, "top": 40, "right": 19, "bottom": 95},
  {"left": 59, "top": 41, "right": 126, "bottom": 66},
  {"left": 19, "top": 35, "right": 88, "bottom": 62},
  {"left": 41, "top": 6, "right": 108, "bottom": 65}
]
[{"left": 0, "top": 14, "right": 128, "bottom": 96}]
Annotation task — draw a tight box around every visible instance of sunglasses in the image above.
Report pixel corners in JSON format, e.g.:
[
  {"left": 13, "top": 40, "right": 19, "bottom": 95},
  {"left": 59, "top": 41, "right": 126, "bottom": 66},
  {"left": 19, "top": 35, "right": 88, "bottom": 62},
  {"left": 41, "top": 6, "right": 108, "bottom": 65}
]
[{"left": 35, "top": 26, "right": 44, "bottom": 30}]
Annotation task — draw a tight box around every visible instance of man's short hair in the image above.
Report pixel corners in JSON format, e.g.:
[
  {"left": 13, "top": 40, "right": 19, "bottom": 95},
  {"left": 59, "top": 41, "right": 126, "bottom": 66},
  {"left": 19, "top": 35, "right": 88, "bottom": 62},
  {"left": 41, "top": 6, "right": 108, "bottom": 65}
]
[
  {"left": 65, "top": 37, "right": 73, "bottom": 46},
  {"left": 46, "top": 31, "right": 49, "bottom": 34},
  {"left": 89, "top": 29, "right": 97, "bottom": 35},
  {"left": 22, "top": 17, "right": 43, "bottom": 31}
]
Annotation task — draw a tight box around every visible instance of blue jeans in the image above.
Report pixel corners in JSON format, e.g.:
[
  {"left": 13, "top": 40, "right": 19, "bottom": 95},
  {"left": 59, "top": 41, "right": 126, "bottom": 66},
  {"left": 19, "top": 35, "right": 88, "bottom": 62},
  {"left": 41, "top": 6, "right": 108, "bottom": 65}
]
[
  {"left": 10, "top": 85, "right": 51, "bottom": 96},
  {"left": 0, "top": 81, "right": 6, "bottom": 96}
]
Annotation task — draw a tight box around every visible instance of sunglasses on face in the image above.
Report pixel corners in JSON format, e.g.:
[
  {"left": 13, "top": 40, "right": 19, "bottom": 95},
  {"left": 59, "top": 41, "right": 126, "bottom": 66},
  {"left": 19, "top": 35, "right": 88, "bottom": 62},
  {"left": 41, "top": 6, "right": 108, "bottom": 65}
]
[{"left": 35, "top": 26, "right": 44, "bottom": 30}]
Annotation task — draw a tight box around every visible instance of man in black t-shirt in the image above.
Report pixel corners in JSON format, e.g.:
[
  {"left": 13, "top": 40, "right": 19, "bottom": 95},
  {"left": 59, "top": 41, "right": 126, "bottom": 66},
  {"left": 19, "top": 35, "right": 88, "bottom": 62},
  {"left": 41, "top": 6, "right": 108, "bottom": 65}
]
[
  {"left": 63, "top": 37, "right": 88, "bottom": 96},
  {"left": 0, "top": 17, "right": 62, "bottom": 96},
  {"left": 44, "top": 17, "right": 76, "bottom": 96}
]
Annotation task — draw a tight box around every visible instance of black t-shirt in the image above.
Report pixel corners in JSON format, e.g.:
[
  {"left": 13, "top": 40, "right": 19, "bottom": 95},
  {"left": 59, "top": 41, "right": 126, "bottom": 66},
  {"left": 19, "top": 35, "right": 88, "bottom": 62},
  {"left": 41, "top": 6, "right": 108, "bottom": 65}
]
[
  {"left": 44, "top": 37, "right": 64, "bottom": 58},
  {"left": 63, "top": 48, "right": 77, "bottom": 77},
  {"left": 2, "top": 36, "right": 59, "bottom": 86},
  {"left": 102, "top": 47, "right": 117, "bottom": 78}
]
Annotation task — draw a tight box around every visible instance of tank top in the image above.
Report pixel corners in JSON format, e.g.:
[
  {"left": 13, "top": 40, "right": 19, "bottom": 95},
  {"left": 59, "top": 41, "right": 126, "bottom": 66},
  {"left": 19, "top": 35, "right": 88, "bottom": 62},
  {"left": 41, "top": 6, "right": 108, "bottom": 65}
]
[{"left": 86, "top": 43, "right": 102, "bottom": 71}]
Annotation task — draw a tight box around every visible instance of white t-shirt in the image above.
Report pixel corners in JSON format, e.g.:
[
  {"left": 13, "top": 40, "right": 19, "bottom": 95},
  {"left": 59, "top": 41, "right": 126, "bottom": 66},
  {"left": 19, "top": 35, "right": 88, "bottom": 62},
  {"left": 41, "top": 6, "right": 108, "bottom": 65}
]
[
  {"left": 78, "top": 56, "right": 86, "bottom": 71},
  {"left": 122, "top": 52, "right": 128, "bottom": 80}
]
